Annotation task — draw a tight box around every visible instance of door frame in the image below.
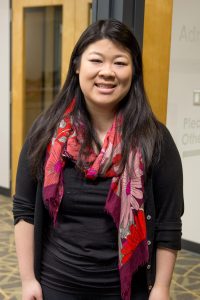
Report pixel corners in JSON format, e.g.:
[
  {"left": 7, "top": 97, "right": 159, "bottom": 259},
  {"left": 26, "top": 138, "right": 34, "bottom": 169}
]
[{"left": 12, "top": 0, "right": 91, "bottom": 193}]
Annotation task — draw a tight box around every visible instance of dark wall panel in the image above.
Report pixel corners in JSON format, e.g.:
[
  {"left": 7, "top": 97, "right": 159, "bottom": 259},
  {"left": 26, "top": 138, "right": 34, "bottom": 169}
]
[{"left": 92, "top": 0, "right": 145, "bottom": 49}]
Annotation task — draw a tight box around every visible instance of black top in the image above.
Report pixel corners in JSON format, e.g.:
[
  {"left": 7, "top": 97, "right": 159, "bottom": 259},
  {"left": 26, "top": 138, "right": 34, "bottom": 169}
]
[
  {"left": 40, "top": 160, "right": 121, "bottom": 294},
  {"left": 13, "top": 123, "right": 184, "bottom": 295}
]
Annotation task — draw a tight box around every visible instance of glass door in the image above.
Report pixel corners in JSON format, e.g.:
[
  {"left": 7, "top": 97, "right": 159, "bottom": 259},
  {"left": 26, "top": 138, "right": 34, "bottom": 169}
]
[
  {"left": 24, "top": 6, "right": 62, "bottom": 135},
  {"left": 12, "top": 0, "right": 92, "bottom": 192}
]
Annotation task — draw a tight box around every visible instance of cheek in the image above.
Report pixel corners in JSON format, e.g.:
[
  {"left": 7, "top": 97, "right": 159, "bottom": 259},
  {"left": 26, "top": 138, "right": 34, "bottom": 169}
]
[
  {"left": 120, "top": 69, "right": 133, "bottom": 86},
  {"left": 122, "top": 75, "right": 132, "bottom": 90},
  {"left": 78, "top": 74, "right": 93, "bottom": 97},
  {"left": 79, "top": 67, "right": 96, "bottom": 82},
  {"left": 127, "top": 71, "right": 133, "bottom": 89},
  {"left": 119, "top": 76, "right": 132, "bottom": 97}
]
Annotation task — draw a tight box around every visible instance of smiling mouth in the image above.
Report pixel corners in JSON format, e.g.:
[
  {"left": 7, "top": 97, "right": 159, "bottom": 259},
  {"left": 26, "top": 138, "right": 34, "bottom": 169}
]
[{"left": 95, "top": 83, "right": 116, "bottom": 89}]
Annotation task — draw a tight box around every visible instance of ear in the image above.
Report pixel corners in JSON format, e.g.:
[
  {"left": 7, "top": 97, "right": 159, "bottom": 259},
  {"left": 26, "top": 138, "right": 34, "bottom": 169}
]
[{"left": 76, "top": 69, "right": 79, "bottom": 74}]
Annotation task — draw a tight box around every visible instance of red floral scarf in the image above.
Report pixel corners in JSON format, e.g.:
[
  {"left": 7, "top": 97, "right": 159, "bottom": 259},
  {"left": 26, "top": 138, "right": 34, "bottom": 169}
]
[{"left": 43, "top": 100, "right": 149, "bottom": 300}]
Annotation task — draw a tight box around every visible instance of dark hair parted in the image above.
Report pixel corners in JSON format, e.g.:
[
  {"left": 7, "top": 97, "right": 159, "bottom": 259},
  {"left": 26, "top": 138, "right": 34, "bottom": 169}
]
[{"left": 28, "top": 19, "right": 162, "bottom": 180}]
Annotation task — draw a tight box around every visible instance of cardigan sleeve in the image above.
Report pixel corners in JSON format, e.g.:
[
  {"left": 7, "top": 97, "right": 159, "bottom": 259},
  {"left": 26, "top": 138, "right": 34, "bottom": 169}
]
[
  {"left": 152, "top": 124, "right": 184, "bottom": 250},
  {"left": 13, "top": 137, "right": 37, "bottom": 225}
]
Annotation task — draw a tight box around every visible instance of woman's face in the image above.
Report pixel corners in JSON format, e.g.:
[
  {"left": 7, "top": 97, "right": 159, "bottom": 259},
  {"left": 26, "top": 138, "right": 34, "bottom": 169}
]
[{"left": 76, "top": 39, "right": 133, "bottom": 114}]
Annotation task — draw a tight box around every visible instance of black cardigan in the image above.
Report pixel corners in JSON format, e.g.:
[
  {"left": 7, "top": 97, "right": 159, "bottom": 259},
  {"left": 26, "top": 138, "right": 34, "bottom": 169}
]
[{"left": 13, "top": 124, "right": 184, "bottom": 293}]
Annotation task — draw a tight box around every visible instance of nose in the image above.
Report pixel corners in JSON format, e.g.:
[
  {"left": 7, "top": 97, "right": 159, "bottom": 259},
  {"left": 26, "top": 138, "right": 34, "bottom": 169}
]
[{"left": 98, "top": 64, "right": 115, "bottom": 78}]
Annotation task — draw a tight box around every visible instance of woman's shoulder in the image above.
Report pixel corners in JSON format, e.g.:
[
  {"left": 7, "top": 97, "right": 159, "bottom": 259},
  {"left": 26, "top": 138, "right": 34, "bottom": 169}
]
[
  {"left": 153, "top": 121, "right": 182, "bottom": 171},
  {"left": 156, "top": 121, "right": 179, "bottom": 151},
  {"left": 157, "top": 121, "right": 173, "bottom": 140},
  {"left": 18, "top": 114, "right": 44, "bottom": 169}
]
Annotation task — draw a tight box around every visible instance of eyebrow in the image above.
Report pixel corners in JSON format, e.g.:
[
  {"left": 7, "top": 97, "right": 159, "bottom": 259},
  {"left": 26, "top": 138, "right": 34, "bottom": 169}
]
[{"left": 88, "top": 51, "right": 129, "bottom": 59}]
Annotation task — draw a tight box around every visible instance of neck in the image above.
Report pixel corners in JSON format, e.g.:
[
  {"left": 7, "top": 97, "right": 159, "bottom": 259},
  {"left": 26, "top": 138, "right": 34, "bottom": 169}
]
[{"left": 89, "top": 108, "right": 116, "bottom": 144}]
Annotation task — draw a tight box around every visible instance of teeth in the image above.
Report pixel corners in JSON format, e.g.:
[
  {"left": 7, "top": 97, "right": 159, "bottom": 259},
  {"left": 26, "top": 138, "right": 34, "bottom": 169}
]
[{"left": 96, "top": 84, "right": 114, "bottom": 88}]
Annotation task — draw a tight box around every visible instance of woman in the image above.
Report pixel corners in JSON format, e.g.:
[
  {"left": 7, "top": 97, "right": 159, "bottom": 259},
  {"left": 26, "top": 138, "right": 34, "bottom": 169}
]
[{"left": 13, "top": 19, "right": 184, "bottom": 300}]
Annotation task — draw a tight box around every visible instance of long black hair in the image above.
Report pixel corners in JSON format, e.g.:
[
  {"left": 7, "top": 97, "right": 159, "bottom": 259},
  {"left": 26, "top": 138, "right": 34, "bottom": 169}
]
[{"left": 28, "top": 19, "right": 162, "bottom": 180}]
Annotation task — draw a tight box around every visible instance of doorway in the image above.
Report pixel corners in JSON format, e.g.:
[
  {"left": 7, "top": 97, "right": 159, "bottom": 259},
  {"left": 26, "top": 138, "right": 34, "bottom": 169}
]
[{"left": 12, "top": 0, "right": 92, "bottom": 192}]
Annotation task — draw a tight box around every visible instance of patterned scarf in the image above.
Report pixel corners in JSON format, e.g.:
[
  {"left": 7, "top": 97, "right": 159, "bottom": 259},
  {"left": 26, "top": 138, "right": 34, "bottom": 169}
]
[{"left": 43, "top": 100, "right": 149, "bottom": 300}]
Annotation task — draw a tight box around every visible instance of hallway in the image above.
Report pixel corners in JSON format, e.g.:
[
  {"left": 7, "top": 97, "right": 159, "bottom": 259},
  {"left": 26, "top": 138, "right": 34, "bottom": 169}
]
[{"left": 0, "top": 195, "right": 200, "bottom": 300}]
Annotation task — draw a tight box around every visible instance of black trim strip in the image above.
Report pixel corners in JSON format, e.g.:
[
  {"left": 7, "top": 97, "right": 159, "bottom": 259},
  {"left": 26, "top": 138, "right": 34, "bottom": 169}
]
[
  {"left": 182, "top": 239, "right": 200, "bottom": 254},
  {"left": 92, "top": 0, "right": 145, "bottom": 50}
]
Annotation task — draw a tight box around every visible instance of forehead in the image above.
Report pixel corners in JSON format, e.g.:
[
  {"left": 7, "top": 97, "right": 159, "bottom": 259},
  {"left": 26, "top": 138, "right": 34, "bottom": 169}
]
[{"left": 82, "top": 38, "right": 131, "bottom": 57}]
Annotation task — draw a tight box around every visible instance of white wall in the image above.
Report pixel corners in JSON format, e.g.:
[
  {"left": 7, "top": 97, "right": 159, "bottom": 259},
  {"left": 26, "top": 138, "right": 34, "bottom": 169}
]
[
  {"left": 167, "top": 0, "right": 200, "bottom": 244},
  {"left": 0, "top": 0, "right": 10, "bottom": 189}
]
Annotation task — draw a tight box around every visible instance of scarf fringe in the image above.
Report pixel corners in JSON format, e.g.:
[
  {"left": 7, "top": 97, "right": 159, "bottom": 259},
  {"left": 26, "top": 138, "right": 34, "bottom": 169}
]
[{"left": 120, "top": 239, "right": 149, "bottom": 300}]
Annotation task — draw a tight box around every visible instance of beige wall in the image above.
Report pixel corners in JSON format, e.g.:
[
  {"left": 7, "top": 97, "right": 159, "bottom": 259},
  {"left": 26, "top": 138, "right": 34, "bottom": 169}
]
[
  {"left": 0, "top": 0, "right": 10, "bottom": 189},
  {"left": 167, "top": 0, "right": 200, "bottom": 244}
]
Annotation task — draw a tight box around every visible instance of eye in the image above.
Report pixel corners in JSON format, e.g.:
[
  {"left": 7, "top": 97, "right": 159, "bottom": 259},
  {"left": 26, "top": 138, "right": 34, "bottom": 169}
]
[
  {"left": 114, "top": 61, "right": 127, "bottom": 66},
  {"left": 89, "top": 59, "right": 102, "bottom": 64}
]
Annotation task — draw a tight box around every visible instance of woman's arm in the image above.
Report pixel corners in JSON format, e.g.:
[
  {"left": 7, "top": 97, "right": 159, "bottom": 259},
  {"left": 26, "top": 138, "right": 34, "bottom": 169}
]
[
  {"left": 150, "top": 125, "right": 184, "bottom": 299},
  {"left": 15, "top": 221, "right": 35, "bottom": 281},
  {"left": 13, "top": 138, "right": 43, "bottom": 299},
  {"left": 149, "top": 248, "right": 177, "bottom": 300},
  {"left": 15, "top": 221, "right": 43, "bottom": 300}
]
